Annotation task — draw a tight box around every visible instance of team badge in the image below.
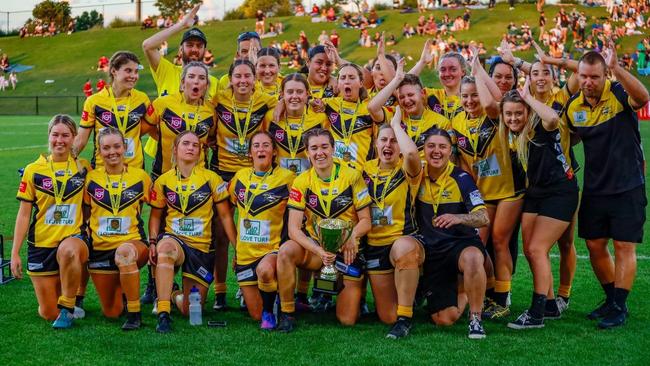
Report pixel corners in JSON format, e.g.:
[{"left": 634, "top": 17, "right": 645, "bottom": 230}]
[
  {"left": 328, "top": 112, "right": 339, "bottom": 124},
  {"left": 166, "top": 191, "right": 176, "bottom": 204},
  {"left": 275, "top": 130, "right": 285, "bottom": 142},
  {"left": 171, "top": 116, "right": 183, "bottom": 129},
  {"left": 433, "top": 104, "right": 443, "bottom": 113},
  {"left": 222, "top": 111, "right": 232, "bottom": 124},
  {"left": 42, "top": 178, "right": 53, "bottom": 190},
  {"left": 308, "top": 194, "right": 318, "bottom": 208},
  {"left": 101, "top": 111, "right": 112, "bottom": 123},
  {"left": 94, "top": 188, "right": 105, "bottom": 200},
  {"left": 238, "top": 188, "right": 246, "bottom": 201},
  {"left": 458, "top": 136, "right": 467, "bottom": 148}
]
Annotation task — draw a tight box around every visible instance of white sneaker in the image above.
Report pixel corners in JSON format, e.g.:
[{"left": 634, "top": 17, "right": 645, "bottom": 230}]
[
  {"left": 72, "top": 306, "right": 85, "bottom": 319},
  {"left": 151, "top": 299, "right": 158, "bottom": 315},
  {"left": 556, "top": 297, "right": 570, "bottom": 314}
]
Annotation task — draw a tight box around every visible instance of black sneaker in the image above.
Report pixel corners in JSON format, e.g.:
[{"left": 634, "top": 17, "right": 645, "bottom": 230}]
[
  {"left": 587, "top": 301, "right": 615, "bottom": 320},
  {"left": 386, "top": 317, "right": 412, "bottom": 339},
  {"left": 359, "top": 298, "right": 371, "bottom": 317},
  {"left": 213, "top": 293, "right": 227, "bottom": 311},
  {"left": 468, "top": 314, "right": 486, "bottom": 339},
  {"left": 598, "top": 304, "right": 628, "bottom": 329},
  {"left": 507, "top": 310, "right": 544, "bottom": 330},
  {"left": 277, "top": 313, "right": 297, "bottom": 333},
  {"left": 141, "top": 282, "right": 156, "bottom": 305},
  {"left": 544, "top": 299, "right": 561, "bottom": 320},
  {"left": 156, "top": 312, "right": 172, "bottom": 333},
  {"left": 310, "top": 294, "right": 335, "bottom": 313},
  {"left": 122, "top": 312, "right": 142, "bottom": 331}
]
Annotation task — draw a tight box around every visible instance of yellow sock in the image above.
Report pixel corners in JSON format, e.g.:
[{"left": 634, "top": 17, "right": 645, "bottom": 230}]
[
  {"left": 397, "top": 305, "right": 413, "bottom": 318},
  {"left": 214, "top": 282, "right": 227, "bottom": 294},
  {"left": 495, "top": 280, "right": 511, "bottom": 293},
  {"left": 57, "top": 295, "right": 75, "bottom": 310},
  {"left": 259, "top": 280, "right": 278, "bottom": 292},
  {"left": 558, "top": 285, "right": 572, "bottom": 299},
  {"left": 486, "top": 276, "right": 496, "bottom": 290},
  {"left": 158, "top": 300, "right": 171, "bottom": 314},
  {"left": 127, "top": 300, "right": 141, "bottom": 313},
  {"left": 281, "top": 301, "right": 295, "bottom": 313}
]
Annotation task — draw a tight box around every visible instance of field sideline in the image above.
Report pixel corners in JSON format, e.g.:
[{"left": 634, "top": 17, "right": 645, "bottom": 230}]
[{"left": 0, "top": 115, "right": 648, "bottom": 365}]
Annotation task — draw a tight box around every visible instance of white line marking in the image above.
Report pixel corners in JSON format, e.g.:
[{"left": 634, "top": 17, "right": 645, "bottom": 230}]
[
  {"left": 0, "top": 145, "right": 46, "bottom": 151},
  {"left": 521, "top": 253, "right": 650, "bottom": 260}
]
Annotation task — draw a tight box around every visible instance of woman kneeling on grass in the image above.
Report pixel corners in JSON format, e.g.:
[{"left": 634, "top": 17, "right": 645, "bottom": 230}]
[
  {"left": 148, "top": 131, "right": 236, "bottom": 333},
  {"left": 83, "top": 127, "right": 151, "bottom": 330},
  {"left": 12, "top": 115, "right": 91, "bottom": 329}
]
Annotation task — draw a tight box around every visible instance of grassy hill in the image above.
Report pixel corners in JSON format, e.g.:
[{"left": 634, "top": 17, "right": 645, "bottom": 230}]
[{"left": 0, "top": 3, "right": 646, "bottom": 100}]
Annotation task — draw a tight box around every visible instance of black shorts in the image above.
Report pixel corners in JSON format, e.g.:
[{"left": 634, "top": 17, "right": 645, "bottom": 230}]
[
  {"left": 27, "top": 234, "right": 89, "bottom": 276},
  {"left": 414, "top": 236, "right": 484, "bottom": 315},
  {"left": 365, "top": 244, "right": 394, "bottom": 274},
  {"left": 162, "top": 234, "right": 215, "bottom": 287},
  {"left": 88, "top": 248, "right": 118, "bottom": 274},
  {"left": 215, "top": 170, "right": 235, "bottom": 183},
  {"left": 235, "top": 252, "right": 277, "bottom": 286},
  {"left": 524, "top": 186, "right": 579, "bottom": 222},
  {"left": 578, "top": 185, "right": 647, "bottom": 243}
]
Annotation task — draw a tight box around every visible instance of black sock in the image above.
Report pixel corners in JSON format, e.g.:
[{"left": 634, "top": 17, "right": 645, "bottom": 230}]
[
  {"left": 57, "top": 304, "right": 74, "bottom": 313},
  {"left": 147, "top": 265, "right": 155, "bottom": 285},
  {"left": 601, "top": 282, "right": 615, "bottom": 304},
  {"left": 530, "top": 293, "right": 547, "bottom": 319},
  {"left": 559, "top": 295, "right": 570, "bottom": 303},
  {"left": 493, "top": 291, "right": 509, "bottom": 307},
  {"left": 296, "top": 292, "right": 309, "bottom": 303},
  {"left": 260, "top": 290, "right": 276, "bottom": 313},
  {"left": 486, "top": 288, "right": 495, "bottom": 300},
  {"left": 75, "top": 295, "right": 85, "bottom": 308},
  {"left": 614, "top": 288, "right": 629, "bottom": 310},
  {"left": 545, "top": 298, "right": 559, "bottom": 313}
]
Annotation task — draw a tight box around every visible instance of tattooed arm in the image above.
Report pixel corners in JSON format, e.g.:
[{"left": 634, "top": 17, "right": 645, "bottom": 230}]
[{"left": 433, "top": 208, "right": 489, "bottom": 229}]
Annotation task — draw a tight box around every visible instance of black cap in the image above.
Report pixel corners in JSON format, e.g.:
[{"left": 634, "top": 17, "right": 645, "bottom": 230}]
[
  {"left": 237, "top": 31, "right": 260, "bottom": 43},
  {"left": 181, "top": 28, "right": 207, "bottom": 45}
]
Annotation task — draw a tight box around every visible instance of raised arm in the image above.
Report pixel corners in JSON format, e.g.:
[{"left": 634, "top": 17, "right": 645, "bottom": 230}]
[
  {"left": 408, "top": 39, "right": 434, "bottom": 76},
  {"left": 142, "top": 3, "right": 201, "bottom": 71},
  {"left": 472, "top": 54, "right": 500, "bottom": 119},
  {"left": 391, "top": 107, "right": 421, "bottom": 177},
  {"left": 603, "top": 41, "right": 650, "bottom": 109},
  {"left": 532, "top": 40, "right": 579, "bottom": 72},
  {"left": 499, "top": 39, "right": 532, "bottom": 75},
  {"left": 368, "top": 58, "right": 405, "bottom": 122},
  {"left": 519, "top": 77, "right": 560, "bottom": 130}
]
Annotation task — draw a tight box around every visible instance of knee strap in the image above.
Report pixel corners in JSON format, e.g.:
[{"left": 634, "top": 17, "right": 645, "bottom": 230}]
[
  {"left": 394, "top": 248, "right": 422, "bottom": 270},
  {"left": 115, "top": 245, "right": 137, "bottom": 267},
  {"left": 259, "top": 280, "right": 278, "bottom": 292},
  {"left": 157, "top": 247, "right": 179, "bottom": 262}
]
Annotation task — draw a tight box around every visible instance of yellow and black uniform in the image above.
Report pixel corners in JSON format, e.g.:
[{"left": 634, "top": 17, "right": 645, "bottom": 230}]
[
  {"left": 151, "top": 57, "right": 219, "bottom": 98},
  {"left": 369, "top": 87, "right": 399, "bottom": 121},
  {"left": 288, "top": 163, "right": 372, "bottom": 279},
  {"left": 543, "top": 86, "right": 580, "bottom": 173},
  {"left": 149, "top": 93, "right": 216, "bottom": 179},
  {"left": 521, "top": 121, "right": 579, "bottom": 222},
  {"left": 84, "top": 167, "right": 151, "bottom": 273},
  {"left": 452, "top": 111, "right": 525, "bottom": 202},
  {"left": 80, "top": 87, "right": 154, "bottom": 169},
  {"left": 412, "top": 162, "right": 486, "bottom": 314},
  {"left": 400, "top": 109, "right": 451, "bottom": 161},
  {"left": 268, "top": 111, "right": 329, "bottom": 175},
  {"left": 257, "top": 75, "right": 284, "bottom": 98},
  {"left": 564, "top": 80, "right": 647, "bottom": 242},
  {"left": 309, "top": 82, "right": 335, "bottom": 99},
  {"left": 211, "top": 88, "right": 277, "bottom": 181},
  {"left": 425, "top": 88, "right": 463, "bottom": 121},
  {"left": 323, "top": 97, "right": 376, "bottom": 171},
  {"left": 229, "top": 166, "right": 294, "bottom": 285},
  {"left": 16, "top": 155, "right": 90, "bottom": 276},
  {"left": 150, "top": 166, "right": 229, "bottom": 286},
  {"left": 362, "top": 159, "right": 422, "bottom": 274}
]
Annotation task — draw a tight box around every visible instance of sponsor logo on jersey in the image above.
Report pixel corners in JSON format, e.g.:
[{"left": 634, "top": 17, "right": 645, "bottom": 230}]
[
  {"left": 289, "top": 188, "right": 302, "bottom": 202},
  {"left": 19, "top": 181, "right": 27, "bottom": 193}
]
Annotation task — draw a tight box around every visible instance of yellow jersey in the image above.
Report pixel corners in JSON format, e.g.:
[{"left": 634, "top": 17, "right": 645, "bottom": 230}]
[
  {"left": 229, "top": 166, "right": 295, "bottom": 265},
  {"left": 544, "top": 86, "right": 579, "bottom": 172},
  {"left": 425, "top": 87, "right": 463, "bottom": 121},
  {"left": 80, "top": 87, "right": 153, "bottom": 169},
  {"left": 309, "top": 82, "right": 336, "bottom": 99},
  {"left": 399, "top": 108, "right": 451, "bottom": 160},
  {"left": 211, "top": 88, "right": 277, "bottom": 177},
  {"left": 150, "top": 166, "right": 229, "bottom": 253},
  {"left": 220, "top": 74, "right": 284, "bottom": 98},
  {"left": 16, "top": 155, "right": 90, "bottom": 248},
  {"left": 149, "top": 93, "right": 216, "bottom": 177},
  {"left": 323, "top": 97, "right": 376, "bottom": 171},
  {"left": 288, "top": 164, "right": 372, "bottom": 239},
  {"left": 151, "top": 57, "right": 219, "bottom": 98},
  {"left": 84, "top": 166, "right": 151, "bottom": 250},
  {"left": 362, "top": 159, "right": 422, "bottom": 246},
  {"left": 268, "top": 111, "right": 330, "bottom": 175},
  {"left": 451, "top": 111, "right": 525, "bottom": 200}
]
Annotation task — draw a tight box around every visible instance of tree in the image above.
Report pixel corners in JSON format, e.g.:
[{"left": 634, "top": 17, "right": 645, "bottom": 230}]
[
  {"left": 154, "top": 0, "right": 203, "bottom": 18},
  {"left": 75, "top": 10, "right": 104, "bottom": 31},
  {"left": 239, "top": 0, "right": 292, "bottom": 18},
  {"left": 32, "top": 0, "right": 71, "bottom": 28}
]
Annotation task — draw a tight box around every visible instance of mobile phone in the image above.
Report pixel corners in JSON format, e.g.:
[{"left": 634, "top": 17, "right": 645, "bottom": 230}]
[{"left": 207, "top": 320, "right": 227, "bottom": 327}]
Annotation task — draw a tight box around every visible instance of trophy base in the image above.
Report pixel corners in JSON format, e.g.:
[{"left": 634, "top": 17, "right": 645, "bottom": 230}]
[{"left": 312, "top": 275, "right": 343, "bottom": 295}]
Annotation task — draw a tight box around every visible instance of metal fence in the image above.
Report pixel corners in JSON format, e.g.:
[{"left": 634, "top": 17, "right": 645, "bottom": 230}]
[{"left": 0, "top": 95, "right": 159, "bottom": 116}]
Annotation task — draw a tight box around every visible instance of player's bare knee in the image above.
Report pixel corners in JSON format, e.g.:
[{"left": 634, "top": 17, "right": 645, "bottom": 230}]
[
  {"left": 337, "top": 312, "right": 358, "bottom": 326},
  {"left": 115, "top": 244, "right": 137, "bottom": 267},
  {"left": 378, "top": 310, "right": 397, "bottom": 325},
  {"left": 256, "top": 264, "right": 275, "bottom": 283},
  {"left": 394, "top": 248, "right": 421, "bottom": 271}
]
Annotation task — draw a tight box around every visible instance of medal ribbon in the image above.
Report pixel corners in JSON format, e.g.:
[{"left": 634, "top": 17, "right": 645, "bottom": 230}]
[
  {"left": 108, "top": 87, "right": 133, "bottom": 134},
  {"left": 232, "top": 91, "right": 254, "bottom": 148},
  {"left": 406, "top": 113, "right": 423, "bottom": 143},
  {"left": 242, "top": 167, "right": 273, "bottom": 218},
  {"left": 183, "top": 96, "right": 201, "bottom": 133},
  {"left": 466, "top": 113, "right": 481, "bottom": 160},
  {"left": 48, "top": 154, "right": 73, "bottom": 206},
  {"left": 175, "top": 166, "right": 196, "bottom": 214},
  {"left": 372, "top": 163, "right": 400, "bottom": 213},
  {"left": 338, "top": 99, "right": 360, "bottom": 146},
  {"left": 429, "top": 163, "right": 454, "bottom": 218},
  {"left": 312, "top": 163, "right": 340, "bottom": 217},
  {"left": 285, "top": 111, "right": 305, "bottom": 159},
  {"left": 105, "top": 168, "right": 125, "bottom": 216}
]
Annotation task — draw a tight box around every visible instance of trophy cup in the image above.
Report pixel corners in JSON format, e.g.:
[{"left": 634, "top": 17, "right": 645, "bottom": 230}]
[{"left": 312, "top": 218, "right": 352, "bottom": 295}]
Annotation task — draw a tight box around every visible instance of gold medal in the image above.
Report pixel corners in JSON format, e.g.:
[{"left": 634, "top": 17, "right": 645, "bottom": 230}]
[
  {"left": 379, "top": 215, "right": 388, "bottom": 226},
  {"left": 53, "top": 208, "right": 63, "bottom": 222},
  {"left": 343, "top": 151, "right": 352, "bottom": 162},
  {"left": 289, "top": 164, "right": 298, "bottom": 173},
  {"left": 243, "top": 218, "right": 251, "bottom": 229}
]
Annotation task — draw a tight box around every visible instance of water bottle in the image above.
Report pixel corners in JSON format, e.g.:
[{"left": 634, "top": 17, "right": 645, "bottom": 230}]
[{"left": 188, "top": 286, "right": 202, "bottom": 325}]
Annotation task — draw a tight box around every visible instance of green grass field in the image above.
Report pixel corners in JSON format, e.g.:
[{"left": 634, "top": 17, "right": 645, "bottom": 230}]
[{"left": 0, "top": 115, "right": 649, "bottom": 365}]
